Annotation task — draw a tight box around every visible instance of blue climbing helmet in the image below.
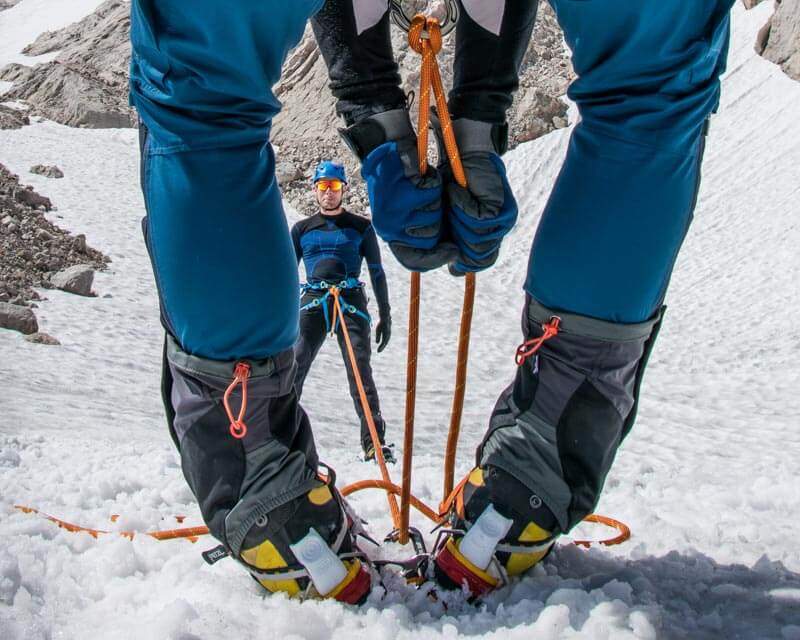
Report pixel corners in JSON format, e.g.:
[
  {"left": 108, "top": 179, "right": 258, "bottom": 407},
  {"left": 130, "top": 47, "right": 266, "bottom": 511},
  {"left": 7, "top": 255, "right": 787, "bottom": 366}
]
[{"left": 313, "top": 160, "right": 347, "bottom": 184}]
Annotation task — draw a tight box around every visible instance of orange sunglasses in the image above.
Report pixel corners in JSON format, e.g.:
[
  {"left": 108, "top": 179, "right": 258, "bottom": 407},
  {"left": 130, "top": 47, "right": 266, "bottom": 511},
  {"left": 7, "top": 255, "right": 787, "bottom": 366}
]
[{"left": 316, "top": 179, "right": 344, "bottom": 192}]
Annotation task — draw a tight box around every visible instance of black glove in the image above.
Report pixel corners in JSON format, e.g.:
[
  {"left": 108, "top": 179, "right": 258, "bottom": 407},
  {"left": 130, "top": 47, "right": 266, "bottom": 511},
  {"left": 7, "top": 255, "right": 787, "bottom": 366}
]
[
  {"left": 375, "top": 315, "right": 392, "bottom": 353},
  {"left": 434, "top": 118, "right": 519, "bottom": 274},
  {"left": 340, "top": 109, "right": 458, "bottom": 272}
]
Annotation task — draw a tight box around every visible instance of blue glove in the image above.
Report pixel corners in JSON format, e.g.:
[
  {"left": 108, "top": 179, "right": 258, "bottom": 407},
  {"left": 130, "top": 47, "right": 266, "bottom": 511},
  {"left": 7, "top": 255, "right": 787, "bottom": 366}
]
[{"left": 340, "top": 109, "right": 458, "bottom": 272}]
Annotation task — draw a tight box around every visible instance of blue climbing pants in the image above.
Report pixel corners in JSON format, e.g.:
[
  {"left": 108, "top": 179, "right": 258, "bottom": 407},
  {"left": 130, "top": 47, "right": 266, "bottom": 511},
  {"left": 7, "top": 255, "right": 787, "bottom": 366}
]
[
  {"left": 130, "top": 0, "right": 324, "bottom": 360},
  {"left": 527, "top": 0, "right": 735, "bottom": 323},
  {"left": 131, "top": 0, "right": 734, "bottom": 352}
]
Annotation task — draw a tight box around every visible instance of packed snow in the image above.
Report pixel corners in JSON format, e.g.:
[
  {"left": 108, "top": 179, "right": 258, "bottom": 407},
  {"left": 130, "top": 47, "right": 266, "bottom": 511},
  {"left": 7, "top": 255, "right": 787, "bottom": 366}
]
[{"left": 1, "top": 1, "right": 799, "bottom": 638}]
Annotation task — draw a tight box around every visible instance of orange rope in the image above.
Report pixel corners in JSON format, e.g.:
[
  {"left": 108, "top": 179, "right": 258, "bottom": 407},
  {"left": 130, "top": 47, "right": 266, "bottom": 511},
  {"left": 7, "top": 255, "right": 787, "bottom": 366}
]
[
  {"left": 15, "top": 501, "right": 630, "bottom": 549},
  {"left": 337, "top": 484, "right": 632, "bottom": 549},
  {"left": 409, "top": 16, "right": 466, "bottom": 186},
  {"left": 399, "top": 271, "right": 420, "bottom": 545},
  {"left": 330, "top": 288, "right": 402, "bottom": 530},
  {"left": 14, "top": 505, "right": 208, "bottom": 543},
  {"left": 574, "top": 515, "right": 631, "bottom": 548},
  {"left": 401, "top": 13, "right": 478, "bottom": 543},
  {"left": 342, "top": 480, "right": 442, "bottom": 524},
  {"left": 443, "top": 275, "right": 475, "bottom": 500}
]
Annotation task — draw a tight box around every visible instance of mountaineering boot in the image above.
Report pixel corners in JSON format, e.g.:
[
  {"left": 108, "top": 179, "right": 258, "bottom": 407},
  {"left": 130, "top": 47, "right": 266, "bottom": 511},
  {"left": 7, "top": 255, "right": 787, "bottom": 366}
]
[
  {"left": 159, "top": 335, "right": 372, "bottom": 603},
  {"left": 240, "top": 477, "right": 372, "bottom": 603},
  {"left": 364, "top": 441, "right": 396, "bottom": 465},
  {"left": 433, "top": 295, "right": 664, "bottom": 596},
  {"left": 433, "top": 465, "right": 558, "bottom": 597}
]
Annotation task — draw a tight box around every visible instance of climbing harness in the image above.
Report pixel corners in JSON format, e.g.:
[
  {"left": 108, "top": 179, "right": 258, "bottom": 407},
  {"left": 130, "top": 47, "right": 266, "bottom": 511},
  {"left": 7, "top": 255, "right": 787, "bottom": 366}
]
[{"left": 300, "top": 278, "right": 371, "bottom": 334}]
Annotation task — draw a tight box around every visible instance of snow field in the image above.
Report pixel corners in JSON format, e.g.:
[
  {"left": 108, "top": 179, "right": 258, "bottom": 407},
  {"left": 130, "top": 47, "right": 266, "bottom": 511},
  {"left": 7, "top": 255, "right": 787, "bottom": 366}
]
[
  {"left": 1, "top": 1, "right": 799, "bottom": 638},
  {"left": 0, "top": 0, "right": 108, "bottom": 66}
]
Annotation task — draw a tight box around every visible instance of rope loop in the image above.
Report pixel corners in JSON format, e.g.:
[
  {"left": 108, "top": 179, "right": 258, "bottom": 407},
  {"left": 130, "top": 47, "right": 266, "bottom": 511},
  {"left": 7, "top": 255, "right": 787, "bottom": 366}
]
[
  {"left": 408, "top": 15, "right": 443, "bottom": 54},
  {"left": 515, "top": 316, "right": 561, "bottom": 366},
  {"left": 224, "top": 362, "right": 251, "bottom": 439}
]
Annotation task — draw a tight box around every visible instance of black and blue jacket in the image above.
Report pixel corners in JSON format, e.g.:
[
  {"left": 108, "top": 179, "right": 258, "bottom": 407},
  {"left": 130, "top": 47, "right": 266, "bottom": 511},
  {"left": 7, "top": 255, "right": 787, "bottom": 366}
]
[{"left": 291, "top": 210, "right": 390, "bottom": 319}]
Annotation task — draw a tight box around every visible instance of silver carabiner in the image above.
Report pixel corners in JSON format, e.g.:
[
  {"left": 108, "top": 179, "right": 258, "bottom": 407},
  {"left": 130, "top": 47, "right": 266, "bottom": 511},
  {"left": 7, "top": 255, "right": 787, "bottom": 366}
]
[{"left": 389, "top": 0, "right": 460, "bottom": 37}]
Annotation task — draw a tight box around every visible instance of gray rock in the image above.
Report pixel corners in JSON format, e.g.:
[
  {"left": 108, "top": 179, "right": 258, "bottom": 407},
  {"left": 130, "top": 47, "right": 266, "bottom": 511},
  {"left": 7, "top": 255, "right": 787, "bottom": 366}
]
[
  {"left": 72, "top": 234, "right": 87, "bottom": 253},
  {"left": 51, "top": 264, "right": 95, "bottom": 296},
  {"left": 1, "top": 0, "right": 135, "bottom": 128},
  {"left": 275, "top": 161, "right": 303, "bottom": 186},
  {"left": 30, "top": 164, "right": 64, "bottom": 179},
  {"left": 0, "top": 302, "right": 38, "bottom": 334},
  {"left": 762, "top": 0, "right": 800, "bottom": 81},
  {"left": 25, "top": 332, "right": 61, "bottom": 345},
  {"left": 0, "top": 104, "right": 30, "bottom": 130},
  {"left": 14, "top": 188, "right": 51, "bottom": 210},
  {"left": 35, "top": 228, "right": 53, "bottom": 241},
  {"left": 553, "top": 116, "right": 570, "bottom": 129},
  {"left": 743, "top": 0, "right": 768, "bottom": 8}
]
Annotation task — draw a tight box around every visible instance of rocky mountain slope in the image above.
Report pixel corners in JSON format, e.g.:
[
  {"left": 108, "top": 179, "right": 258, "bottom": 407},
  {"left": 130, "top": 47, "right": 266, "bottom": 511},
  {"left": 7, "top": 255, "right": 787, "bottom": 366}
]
[
  {"left": 0, "top": 163, "right": 108, "bottom": 312},
  {"left": 0, "top": 0, "right": 573, "bottom": 210},
  {"left": 0, "top": 0, "right": 133, "bottom": 128},
  {"left": 756, "top": 0, "right": 800, "bottom": 80}
]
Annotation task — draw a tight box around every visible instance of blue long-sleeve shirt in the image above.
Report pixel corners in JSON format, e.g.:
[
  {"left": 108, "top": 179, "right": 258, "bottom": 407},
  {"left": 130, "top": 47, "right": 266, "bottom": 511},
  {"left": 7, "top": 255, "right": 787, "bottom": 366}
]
[{"left": 291, "top": 210, "right": 390, "bottom": 318}]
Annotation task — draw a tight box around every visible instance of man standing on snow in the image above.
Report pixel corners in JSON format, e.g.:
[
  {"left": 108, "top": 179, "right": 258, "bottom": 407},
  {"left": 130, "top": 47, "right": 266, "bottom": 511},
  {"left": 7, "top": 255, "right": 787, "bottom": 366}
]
[
  {"left": 130, "top": 0, "right": 735, "bottom": 602},
  {"left": 291, "top": 161, "right": 394, "bottom": 464}
]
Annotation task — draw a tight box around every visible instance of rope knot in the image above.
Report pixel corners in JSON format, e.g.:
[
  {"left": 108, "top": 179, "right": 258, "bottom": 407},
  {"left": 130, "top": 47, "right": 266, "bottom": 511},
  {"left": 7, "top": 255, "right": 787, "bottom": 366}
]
[{"left": 408, "top": 15, "right": 442, "bottom": 54}]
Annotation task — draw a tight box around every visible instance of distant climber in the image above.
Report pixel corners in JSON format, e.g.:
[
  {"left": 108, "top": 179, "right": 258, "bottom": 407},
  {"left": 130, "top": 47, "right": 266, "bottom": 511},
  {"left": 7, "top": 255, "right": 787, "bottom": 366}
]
[{"left": 291, "top": 161, "right": 395, "bottom": 464}]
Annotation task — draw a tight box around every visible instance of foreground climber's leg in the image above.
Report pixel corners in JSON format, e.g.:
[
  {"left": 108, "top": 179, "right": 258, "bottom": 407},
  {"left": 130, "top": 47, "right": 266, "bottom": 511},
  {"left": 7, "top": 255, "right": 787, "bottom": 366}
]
[
  {"left": 434, "top": 297, "right": 662, "bottom": 594},
  {"left": 161, "top": 337, "right": 371, "bottom": 602},
  {"left": 130, "top": 0, "right": 371, "bottom": 602},
  {"left": 432, "top": 0, "right": 735, "bottom": 595}
]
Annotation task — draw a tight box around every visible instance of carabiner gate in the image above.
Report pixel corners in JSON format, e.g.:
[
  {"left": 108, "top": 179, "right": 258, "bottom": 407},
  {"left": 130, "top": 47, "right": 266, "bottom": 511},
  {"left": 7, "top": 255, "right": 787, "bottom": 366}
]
[{"left": 389, "top": 0, "right": 460, "bottom": 37}]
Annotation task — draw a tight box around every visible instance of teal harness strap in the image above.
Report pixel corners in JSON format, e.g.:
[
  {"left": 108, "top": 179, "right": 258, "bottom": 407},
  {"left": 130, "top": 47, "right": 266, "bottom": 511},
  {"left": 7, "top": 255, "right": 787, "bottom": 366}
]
[{"left": 299, "top": 279, "right": 371, "bottom": 333}]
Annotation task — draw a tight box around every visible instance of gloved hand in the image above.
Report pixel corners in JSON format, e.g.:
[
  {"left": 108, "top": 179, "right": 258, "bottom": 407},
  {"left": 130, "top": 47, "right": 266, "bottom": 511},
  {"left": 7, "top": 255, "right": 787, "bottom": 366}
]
[
  {"left": 375, "top": 315, "right": 391, "bottom": 353},
  {"left": 340, "top": 109, "right": 458, "bottom": 272},
  {"left": 437, "top": 118, "right": 519, "bottom": 274}
]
